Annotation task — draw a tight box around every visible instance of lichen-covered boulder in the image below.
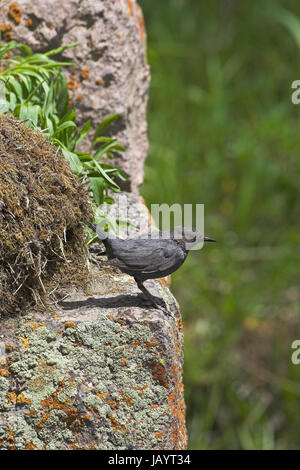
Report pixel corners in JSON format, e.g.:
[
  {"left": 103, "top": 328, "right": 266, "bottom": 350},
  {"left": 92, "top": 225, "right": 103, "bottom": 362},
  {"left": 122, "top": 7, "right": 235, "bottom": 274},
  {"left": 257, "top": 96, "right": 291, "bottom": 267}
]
[
  {"left": 0, "top": 194, "right": 187, "bottom": 450},
  {"left": 0, "top": 286, "right": 186, "bottom": 450}
]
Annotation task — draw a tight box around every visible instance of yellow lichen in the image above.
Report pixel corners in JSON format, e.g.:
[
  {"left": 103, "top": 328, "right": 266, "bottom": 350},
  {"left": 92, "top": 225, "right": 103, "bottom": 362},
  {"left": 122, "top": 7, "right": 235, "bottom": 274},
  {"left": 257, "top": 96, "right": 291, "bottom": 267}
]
[
  {"left": 8, "top": 2, "right": 22, "bottom": 24},
  {"left": 80, "top": 67, "right": 90, "bottom": 80},
  {"left": 18, "top": 336, "right": 29, "bottom": 348}
]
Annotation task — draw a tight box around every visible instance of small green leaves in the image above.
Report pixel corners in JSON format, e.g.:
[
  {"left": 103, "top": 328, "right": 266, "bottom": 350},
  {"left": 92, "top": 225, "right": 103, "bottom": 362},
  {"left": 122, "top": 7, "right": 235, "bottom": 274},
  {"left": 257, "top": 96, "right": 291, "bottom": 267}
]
[
  {"left": 88, "top": 177, "right": 104, "bottom": 205},
  {"left": 92, "top": 113, "right": 120, "bottom": 146}
]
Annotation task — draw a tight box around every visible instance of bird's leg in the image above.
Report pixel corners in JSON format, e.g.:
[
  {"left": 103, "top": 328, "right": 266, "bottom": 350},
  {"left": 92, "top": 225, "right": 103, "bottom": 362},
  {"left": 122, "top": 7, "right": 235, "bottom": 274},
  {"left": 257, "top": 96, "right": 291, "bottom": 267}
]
[{"left": 135, "top": 278, "right": 170, "bottom": 315}]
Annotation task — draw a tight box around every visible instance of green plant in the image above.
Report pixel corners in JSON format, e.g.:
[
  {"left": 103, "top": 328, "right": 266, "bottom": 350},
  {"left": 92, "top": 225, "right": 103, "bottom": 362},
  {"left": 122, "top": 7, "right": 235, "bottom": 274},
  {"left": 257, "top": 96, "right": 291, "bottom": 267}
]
[{"left": 0, "top": 40, "right": 126, "bottom": 208}]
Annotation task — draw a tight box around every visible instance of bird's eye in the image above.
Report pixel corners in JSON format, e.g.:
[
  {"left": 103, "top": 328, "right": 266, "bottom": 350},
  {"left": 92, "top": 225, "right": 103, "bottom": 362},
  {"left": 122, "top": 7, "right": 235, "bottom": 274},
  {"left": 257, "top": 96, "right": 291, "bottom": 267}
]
[{"left": 184, "top": 233, "right": 197, "bottom": 242}]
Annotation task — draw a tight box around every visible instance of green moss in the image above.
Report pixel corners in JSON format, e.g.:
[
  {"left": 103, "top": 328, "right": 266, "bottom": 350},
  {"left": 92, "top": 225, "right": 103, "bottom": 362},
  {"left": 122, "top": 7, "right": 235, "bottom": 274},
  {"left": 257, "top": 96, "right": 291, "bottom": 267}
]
[{"left": 0, "top": 114, "right": 92, "bottom": 316}]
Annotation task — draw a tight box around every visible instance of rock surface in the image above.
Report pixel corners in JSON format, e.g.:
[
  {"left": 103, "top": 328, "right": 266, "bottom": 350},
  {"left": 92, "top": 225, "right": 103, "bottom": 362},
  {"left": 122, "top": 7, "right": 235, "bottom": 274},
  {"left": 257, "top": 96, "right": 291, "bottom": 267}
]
[
  {"left": 0, "top": 0, "right": 150, "bottom": 192},
  {"left": 0, "top": 2, "right": 188, "bottom": 450},
  {"left": 0, "top": 194, "right": 187, "bottom": 450}
]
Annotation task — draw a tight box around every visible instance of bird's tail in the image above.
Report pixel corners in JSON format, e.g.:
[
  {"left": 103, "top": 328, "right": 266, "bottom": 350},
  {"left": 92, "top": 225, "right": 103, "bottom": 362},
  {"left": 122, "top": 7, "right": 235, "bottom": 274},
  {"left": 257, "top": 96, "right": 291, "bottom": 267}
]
[
  {"left": 87, "top": 222, "right": 109, "bottom": 242},
  {"left": 87, "top": 222, "right": 97, "bottom": 232}
]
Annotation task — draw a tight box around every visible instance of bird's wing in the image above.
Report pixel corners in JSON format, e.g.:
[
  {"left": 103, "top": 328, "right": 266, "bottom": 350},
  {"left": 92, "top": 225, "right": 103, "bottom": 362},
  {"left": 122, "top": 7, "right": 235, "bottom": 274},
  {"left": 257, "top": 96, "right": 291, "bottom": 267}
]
[{"left": 109, "top": 238, "right": 185, "bottom": 274}]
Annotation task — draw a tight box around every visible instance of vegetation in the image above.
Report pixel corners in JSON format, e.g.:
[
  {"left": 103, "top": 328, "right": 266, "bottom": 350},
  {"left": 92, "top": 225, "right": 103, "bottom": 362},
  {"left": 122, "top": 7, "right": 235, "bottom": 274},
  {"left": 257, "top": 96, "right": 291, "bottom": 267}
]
[
  {"left": 0, "top": 40, "right": 126, "bottom": 212},
  {"left": 0, "top": 114, "right": 91, "bottom": 314},
  {"left": 140, "top": 0, "right": 300, "bottom": 449}
]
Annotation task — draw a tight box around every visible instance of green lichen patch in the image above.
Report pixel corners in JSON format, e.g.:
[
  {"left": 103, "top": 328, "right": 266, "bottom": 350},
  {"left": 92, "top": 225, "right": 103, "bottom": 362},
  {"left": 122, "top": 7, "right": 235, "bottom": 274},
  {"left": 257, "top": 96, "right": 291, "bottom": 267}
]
[{"left": 0, "top": 304, "right": 186, "bottom": 449}]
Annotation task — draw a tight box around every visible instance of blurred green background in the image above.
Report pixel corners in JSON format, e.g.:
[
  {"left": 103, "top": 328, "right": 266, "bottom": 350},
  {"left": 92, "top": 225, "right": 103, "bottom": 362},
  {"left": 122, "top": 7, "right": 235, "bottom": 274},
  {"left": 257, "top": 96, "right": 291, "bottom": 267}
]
[{"left": 139, "top": 0, "right": 300, "bottom": 449}]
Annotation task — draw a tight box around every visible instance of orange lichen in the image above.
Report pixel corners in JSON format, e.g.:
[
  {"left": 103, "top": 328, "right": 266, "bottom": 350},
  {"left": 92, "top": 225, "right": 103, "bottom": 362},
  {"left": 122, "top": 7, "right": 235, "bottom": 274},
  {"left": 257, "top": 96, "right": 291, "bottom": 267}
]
[
  {"left": 121, "top": 394, "right": 133, "bottom": 407},
  {"left": 155, "top": 431, "right": 164, "bottom": 440},
  {"left": 0, "top": 23, "right": 12, "bottom": 33},
  {"left": 136, "top": 385, "right": 148, "bottom": 395},
  {"left": 26, "top": 321, "right": 39, "bottom": 331},
  {"left": 18, "top": 336, "right": 29, "bottom": 348},
  {"left": 36, "top": 379, "right": 91, "bottom": 434},
  {"left": 69, "top": 443, "right": 79, "bottom": 450},
  {"left": 0, "top": 369, "right": 10, "bottom": 377},
  {"left": 0, "top": 426, "right": 16, "bottom": 450},
  {"left": 25, "top": 18, "right": 32, "bottom": 27},
  {"left": 176, "top": 316, "right": 183, "bottom": 330},
  {"left": 7, "top": 392, "right": 17, "bottom": 404},
  {"left": 8, "top": 2, "right": 22, "bottom": 24},
  {"left": 96, "top": 392, "right": 107, "bottom": 400},
  {"left": 113, "top": 317, "right": 126, "bottom": 327},
  {"left": 80, "top": 67, "right": 90, "bottom": 80},
  {"left": 136, "top": 5, "right": 146, "bottom": 43},
  {"left": 16, "top": 393, "right": 32, "bottom": 405},
  {"left": 64, "top": 321, "right": 76, "bottom": 329},
  {"left": 158, "top": 277, "right": 169, "bottom": 288},
  {"left": 76, "top": 94, "right": 83, "bottom": 101},
  {"left": 0, "top": 23, "right": 13, "bottom": 41},
  {"left": 109, "top": 415, "right": 130, "bottom": 434},
  {"left": 107, "top": 399, "right": 119, "bottom": 410},
  {"left": 24, "top": 440, "right": 36, "bottom": 450},
  {"left": 127, "top": 0, "right": 134, "bottom": 16},
  {"left": 145, "top": 338, "right": 156, "bottom": 350},
  {"left": 67, "top": 77, "right": 79, "bottom": 90},
  {"left": 95, "top": 79, "right": 104, "bottom": 86},
  {"left": 163, "top": 320, "right": 187, "bottom": 449}
]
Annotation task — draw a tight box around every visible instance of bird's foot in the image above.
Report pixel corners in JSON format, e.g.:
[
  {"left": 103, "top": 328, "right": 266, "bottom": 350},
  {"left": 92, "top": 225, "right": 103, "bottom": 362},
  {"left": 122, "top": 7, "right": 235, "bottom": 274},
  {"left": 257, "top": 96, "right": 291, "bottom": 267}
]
[
  {"left": 136, "top": 279, "right": 172, "bottom": 316},
  {"left": 154, "top": 301, "right": 171, "bottom": 316},
  {"left": 139, "top": 294, "right": 170, "bottom": 316}
]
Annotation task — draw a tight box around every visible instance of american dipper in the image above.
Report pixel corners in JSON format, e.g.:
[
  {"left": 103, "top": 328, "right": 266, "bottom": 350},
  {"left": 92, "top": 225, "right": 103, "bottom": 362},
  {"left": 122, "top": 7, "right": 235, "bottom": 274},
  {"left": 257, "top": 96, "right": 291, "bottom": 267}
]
[{"left": 88, "top": 223, "right": 216, "bottom": 314}]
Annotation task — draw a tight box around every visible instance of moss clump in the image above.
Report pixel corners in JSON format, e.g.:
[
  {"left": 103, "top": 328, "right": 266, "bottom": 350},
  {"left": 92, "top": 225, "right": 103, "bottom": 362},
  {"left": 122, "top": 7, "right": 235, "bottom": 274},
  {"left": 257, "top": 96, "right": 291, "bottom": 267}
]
[{"left": 0, "top": 114, "right": 92, "bottom": 315}]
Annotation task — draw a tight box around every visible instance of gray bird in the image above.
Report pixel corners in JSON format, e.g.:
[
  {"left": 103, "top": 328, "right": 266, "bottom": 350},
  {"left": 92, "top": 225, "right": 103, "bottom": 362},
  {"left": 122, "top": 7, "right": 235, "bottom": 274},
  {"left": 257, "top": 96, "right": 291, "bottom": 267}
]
[{"left": 87, "top": 223, "right": 216, "bottom": 314}]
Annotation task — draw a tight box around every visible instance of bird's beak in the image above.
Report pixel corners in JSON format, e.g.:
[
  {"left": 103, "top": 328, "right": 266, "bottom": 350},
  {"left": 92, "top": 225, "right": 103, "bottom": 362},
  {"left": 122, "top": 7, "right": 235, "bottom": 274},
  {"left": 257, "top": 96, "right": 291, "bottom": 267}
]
[{"left": 204, "top": 237, "right": 216, "bottom": 242}]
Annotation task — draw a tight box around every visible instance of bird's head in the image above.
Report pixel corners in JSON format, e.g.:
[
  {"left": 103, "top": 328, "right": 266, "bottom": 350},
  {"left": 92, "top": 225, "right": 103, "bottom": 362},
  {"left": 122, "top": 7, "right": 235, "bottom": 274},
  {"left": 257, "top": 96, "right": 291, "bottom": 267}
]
[{"left": 170, "top": 226, "right": 216, "bottom": 251}]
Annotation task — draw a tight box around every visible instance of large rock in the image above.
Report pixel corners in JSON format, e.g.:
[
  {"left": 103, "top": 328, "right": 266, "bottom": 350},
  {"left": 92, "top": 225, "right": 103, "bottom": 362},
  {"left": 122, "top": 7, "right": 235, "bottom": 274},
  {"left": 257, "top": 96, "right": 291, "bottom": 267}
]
[
  {"left": 0, "top": 0, "right": 150, "bottom": 193},
  {"left": 0, "top": 2, "right": 188, "bottom": 450},
  {"left": 0, "top": 194, "right": 187, "bottom": 450}
]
